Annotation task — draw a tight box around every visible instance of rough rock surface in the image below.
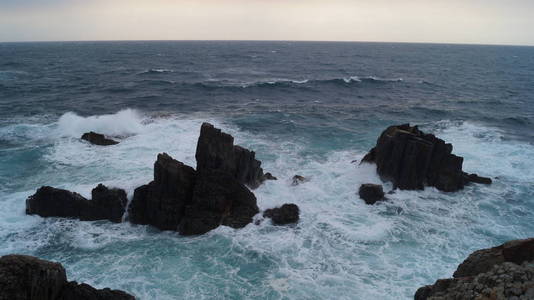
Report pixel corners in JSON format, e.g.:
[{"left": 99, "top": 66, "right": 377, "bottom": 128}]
[
  {"left": 358, "top": 184, "right": 385, "bottom": 205},
  {"left": 179, "top": 169, "right": 259, "bottom": 235},
  {"left": 263, "top": 203, "right": 300, "bottom": 225},
  {"left": 81, "top": 132, "right": 119, "bottom": 146},
  {"left": 128, "top": 153, "right": 197, "bottom": 230},
  {"left": 26, "top": 185, "right": 127, "bottom": 223},
  {"left": 415, "top": 238, "right": 534, "bottom": 300},
  {"left": 195, "top": 122, "right": 273, "bottom": 188},
  {"left": 0, "top": 254, "right": 134, "bottom": 300},
  {"left": 362, "top": 124, "right": 491, "bottom": 192},
  {"left": 129, "top": 153, "right": 259, "bottom": 235}
]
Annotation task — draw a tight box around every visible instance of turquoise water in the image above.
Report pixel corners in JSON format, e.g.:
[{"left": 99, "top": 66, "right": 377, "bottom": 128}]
[{"left": 1, "top": 41, "right": 534, "bottom": 299}]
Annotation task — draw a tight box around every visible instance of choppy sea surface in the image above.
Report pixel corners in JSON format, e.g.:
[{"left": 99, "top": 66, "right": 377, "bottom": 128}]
[{"left": 1, "top": 41, "right": 533, "bottom": 299}]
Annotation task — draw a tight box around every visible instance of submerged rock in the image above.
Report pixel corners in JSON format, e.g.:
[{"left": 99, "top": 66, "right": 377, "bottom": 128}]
[
  {"left": 363, "top": 124, "right": 491, "bottom": 192},
  {"left": 0, "top": 254, "right": 134, "bottom": 300},
  {"left": 291, "top": 175, "right": 309, "bottom": 186},
  {"left": 263, "top": 203, "right": 300, "bottom": 225},
  {"left": 414, "top": 238, "right": 534, "bottom": 300},
  {"left": 195, "top": 123, "right": 272, "bottom": 189},
  {"left": 81, "top": 132, "right": 119, "bottom": 146},
  {"left": 26, "top": 185, "right": 127, "bottom": 223},
  {"left": 358, "top": 184, "right": 385, "bottom": 205}
]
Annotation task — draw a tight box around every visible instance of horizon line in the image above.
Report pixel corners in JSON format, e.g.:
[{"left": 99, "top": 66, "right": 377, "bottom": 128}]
[{"left": 1, "top": 39, "right": 533, "bottom": 48}]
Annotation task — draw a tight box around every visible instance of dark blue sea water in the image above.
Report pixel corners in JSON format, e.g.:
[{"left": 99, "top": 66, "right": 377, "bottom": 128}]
[{"left": 1, "top": 41, "right": 533, "bottom": 299}]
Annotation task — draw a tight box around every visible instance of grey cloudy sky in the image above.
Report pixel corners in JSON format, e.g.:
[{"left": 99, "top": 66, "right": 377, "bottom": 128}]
[{"left": 1, "top": 0, "right": 533, "bottom": 45}]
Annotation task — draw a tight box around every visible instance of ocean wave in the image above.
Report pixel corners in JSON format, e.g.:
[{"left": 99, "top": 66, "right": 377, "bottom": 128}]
[{"left": 137, "top": 68, "right": 174, "bottom": 75}]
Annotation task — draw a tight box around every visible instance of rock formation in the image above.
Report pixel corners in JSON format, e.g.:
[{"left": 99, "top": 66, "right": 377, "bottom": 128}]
[
  {"left": 263, "top": 204, "right": 300, "bottom": 225},
  {"left": 26, "top": 185, "right": 127, "bottom": 223},
  {"left": 81, "top": 132, "right": 119, "bottom": 146},
  {"left": 362, "top": 124, "right": 491, "bottom": 192},
  {"left": 291, "top": 175, "right": 309, "bottom": 186},
  {"left": 358, "top": 184, "right": 385, "bottom": 205},
  {"left": 415, "top": 238, "right": 534, "bottom": 300},
  {"left": 0, "top": 254, "right": 134, "bottom": 300},
  {"left": 195, "top": 123, "right": 274, "bottom": 189}
]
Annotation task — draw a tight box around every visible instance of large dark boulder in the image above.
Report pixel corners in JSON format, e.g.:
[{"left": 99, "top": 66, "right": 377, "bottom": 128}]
[
  {"left": 81, "top": 132, "right": 119, "bottom": 146},
  {"left": 0, "top": 254, "right": 134, "bottom": 300},
  {"left": 358, "top": 184, "right": 385, "bottom": 205},
  {"left": 363, "top": 124, "right": 491, "bottom": 192},
  {"left": 26, "top": 185, "right": 127, "bottom": 223},
  {"left": 128, "top": 153, "right": 197, "bottom": 231},
  {"left": 179, "top": 169, "right": 259, "bottom": 235},
  {"left": 414, "top": 238, "right": 534, "bottom": 300},
  {"left": 263, "top": 204, "right": 300, "bottom": 225},
  {"left": 195, "top": 123, "right": 272, "bottom": 189}
]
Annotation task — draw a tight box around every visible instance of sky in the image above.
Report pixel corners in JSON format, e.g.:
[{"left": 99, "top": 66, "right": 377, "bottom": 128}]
[{"left": 1, "top": 0, "right": 533, "bottom": 45}]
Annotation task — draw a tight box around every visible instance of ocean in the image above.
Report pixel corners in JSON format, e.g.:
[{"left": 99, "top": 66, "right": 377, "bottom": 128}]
[{"left": 0, "top": 41, "right": 533, "bottom": 299}]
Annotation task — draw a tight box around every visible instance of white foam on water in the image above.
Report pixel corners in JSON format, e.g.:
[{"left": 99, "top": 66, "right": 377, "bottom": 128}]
[{"left": 1, "top": 114, "right": 533, "bottom": 299}]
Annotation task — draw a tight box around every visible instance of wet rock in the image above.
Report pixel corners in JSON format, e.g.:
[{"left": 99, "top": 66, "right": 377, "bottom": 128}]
[
  {"left": 463, "top": 173, "right": 492, "bottom": 185},
  {"left": 178, "top": 169, "right": 258, "bottom": 235},
  {"left": 26, "top": 185, "right": 127, "bottom": 223},
  {"left": 415, "top": 238, "right": 534, "bottom": 300},
  {"left": 81, "top": 132, "right": 119, "bottom": 146},
  {"left": 0, "top": 254, "right": 134, "bottom": 300},
  {"left": 263, "top": 203, "right": 300, "bottom": 225},
  {"left": 454, "top": 238, "right": 534, "bottom": 278},
  {"left": 128, "top": 153, "right": 196, "bottom": 231},
  {"left": 363, "top": 124, "right": 491, "bottom": 192},
  {"left": 291, "top": 175, "right": 309, "bottom": 186},
  {"left": 195, "top": 123, "right": 270, "bottom": 188},
  {"left": 358, "top": 184, "right": 385, "bottom": 205}
]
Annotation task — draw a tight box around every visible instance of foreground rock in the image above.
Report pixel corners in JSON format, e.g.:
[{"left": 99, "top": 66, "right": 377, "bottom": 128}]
[
  {"left": 362, "top": 124, "right": 491, "bottom": 192},
  {"left": 358, "top": 184, "right": 385, "bottom": 205},
  {"left": 0, "top": 254, "right": 134, "bottom": 300},
  {"left": 26, "top": 185, "right": 127, "bottom": 223},
  {"left": 81, "top": 132, "right": 119, "bottom": 146},
  {"left": 263, "top": 204, "right": 300, "bottom": 225},
  {"left": 196, "top": 123, "right": 274, "bottom": 189},
  {"left": 415, "top": 238, "right": 534, "bottom": 300}
]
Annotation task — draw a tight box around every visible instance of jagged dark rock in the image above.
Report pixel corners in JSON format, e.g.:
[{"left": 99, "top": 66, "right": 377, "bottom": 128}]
[
  {"left": 129, "top": 153, "right": 259, "bottom": 235},
  {"left": 178, "top": 169, "right": 258, "bottom": 235},
  {"left": 462, "top": 173, "right": 492, "bottom": 185},
  {"left": 0, "top": 254, "right": 134, "bottom": 300},
  {"left": 128, "top": 153, "right": 197, "bottom": 231},
  {"left": 363, "top": 124, "right": 491, "bottom": 192},
  {"left": 414, "top": 238, "right": 534, "bottom": 300},
  {"left": 358, "top": 184, "right": 385, "bottom": 205},
  {"left": 195, "top": 123, "right": 271, "bottom": 189},
  {"left": 263, "top": 204, "right": 300, "bottom": 225},
  {"left": 26, "top": 185, "right": 127, "bottom": 223},
  {"left": 81, "top": 132, "right": 119, "bottom": 146},
  {"left": 291, "top": 175, "right": 309, "bottom": 186}
]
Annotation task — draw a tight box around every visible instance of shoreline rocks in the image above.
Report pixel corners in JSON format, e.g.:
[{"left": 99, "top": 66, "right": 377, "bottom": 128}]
[
  {"left": 0, "top": 254, "right": 134, "bottom": 300},
  {"left": 26, "top": 185, "right": 127, "bottom": 223},
  {"left": 362, "top": 124, "right": 491, "bottom": 192},
  {"left": 263, "top": 204, "right": 300, "bottom": 225},
  {"left": 358, "top": 184, "right": 385, "bottom": 205},
  {"left": 81, "top": 132, "right": 119, "bottom": 146},
  {"left": 415, "top": 238, "right": 534, "bottom": 300}
]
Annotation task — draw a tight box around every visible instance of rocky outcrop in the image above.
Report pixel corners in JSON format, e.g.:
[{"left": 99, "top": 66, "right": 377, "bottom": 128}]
[
  {"left": 0, "top": 254, "right": 134, "bottom": 300},
  {"left": 129, "top": 153, "right": 259, "bottom": 235},
  {"left": 358, "top": 184, "right": 385, "bottom": 205},
  {"left": 81, "top": 132, "right": 119, "bottom": 146},
  {"left": 362, "top": 124, "right": 491, "bottom": 192},
  {"left": 195, "top": 123, "right": 273, "bottom": 189},
  {"left": 263, "top": 204, "right": 300, "bottom": 225},
  {"left": 128, "top": 153, "right": 197, "bottom": 230},
  {"left": 415, "top": 238, "right": 534, "bottom": 300},
  {"left": 26, "top": 185, "right": 127, "bottom": 223}
]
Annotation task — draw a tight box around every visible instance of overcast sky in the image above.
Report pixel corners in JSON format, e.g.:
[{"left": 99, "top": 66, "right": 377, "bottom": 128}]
[{"left": 1, "top": 0, "right": 533, "bottom": 45}]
